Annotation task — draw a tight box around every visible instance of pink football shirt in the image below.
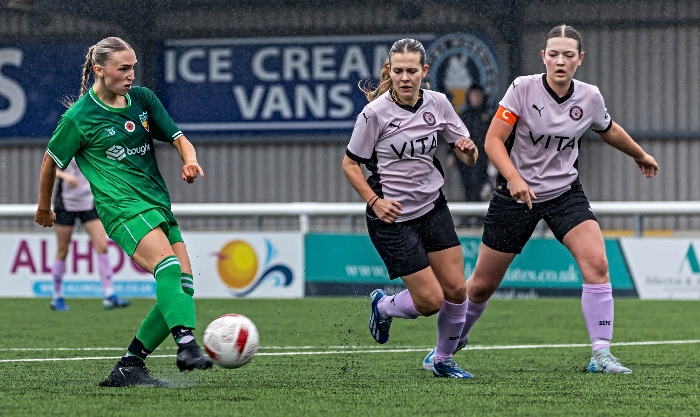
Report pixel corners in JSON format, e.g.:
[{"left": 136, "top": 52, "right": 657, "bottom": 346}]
[
  {"left": 56, "top": 158, "right": 94, "bottom": 211},
  {"left": 495, "top": 74, "right": 611, "bottom": 202},
  {"left": 347, "top": 89, "right": 470, "bottom": 221}
]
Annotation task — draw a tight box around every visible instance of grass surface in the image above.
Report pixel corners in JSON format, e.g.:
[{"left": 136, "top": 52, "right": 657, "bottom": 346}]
[{"left": 1, "top": 298, "right": 699, "bottom": 416}]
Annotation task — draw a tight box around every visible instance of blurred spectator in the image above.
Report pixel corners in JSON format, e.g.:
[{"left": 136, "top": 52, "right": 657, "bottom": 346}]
[{"left": 447, "top": 84, "right": 493, "bottom": 227}]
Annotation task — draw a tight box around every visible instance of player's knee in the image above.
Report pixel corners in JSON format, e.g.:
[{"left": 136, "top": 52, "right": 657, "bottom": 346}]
[
  {"left": 442, "top": 280, "right": 467, "bottom": 304},
  {"left": 583, "top": 255, "right": 609, "bottom": 283},
  {"left": 468, "top": 278, "right": 496, "bottom": 302},
  {"left": 587, "top": 255, "right": 609, "bottom": 277},
  {"left": 413, "top": 292, "right": 443, "bottom": 316}
]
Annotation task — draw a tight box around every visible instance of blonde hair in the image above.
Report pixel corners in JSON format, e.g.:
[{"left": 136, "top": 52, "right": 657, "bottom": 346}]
[
  {"left": 359, "top": 38, "right": 430, "bottom": 103},
  {"left": 62, "top": 37, "right": 133, "bottom": 107}
]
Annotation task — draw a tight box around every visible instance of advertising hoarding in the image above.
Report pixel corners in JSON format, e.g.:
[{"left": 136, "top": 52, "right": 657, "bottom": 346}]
[
  {"left": 158, "top": 34, "right": 498, "bottom": 136},
  {"left": 620, "top": 238, "right": 700, "bottom": 299},
  {"left": 1, "top": 232, "right": 304, "bottom": 299},
  {"left": 305, "top": 234, "right": 634, "bottom": 296}
]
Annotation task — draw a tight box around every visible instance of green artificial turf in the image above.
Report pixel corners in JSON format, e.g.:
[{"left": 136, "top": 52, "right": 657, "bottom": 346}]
[{"left": 1, "top": 298, "right": 698, "bottom": 416}]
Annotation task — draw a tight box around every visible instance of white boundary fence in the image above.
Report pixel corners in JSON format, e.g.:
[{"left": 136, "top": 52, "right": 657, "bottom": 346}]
[{"left": 2, "top": 201, "right": 698, "bottom": 236}]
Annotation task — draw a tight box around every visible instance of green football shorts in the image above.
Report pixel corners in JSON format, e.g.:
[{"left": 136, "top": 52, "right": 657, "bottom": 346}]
[{"left": 109, "top": 208, "right": 183, "bottom": 257}]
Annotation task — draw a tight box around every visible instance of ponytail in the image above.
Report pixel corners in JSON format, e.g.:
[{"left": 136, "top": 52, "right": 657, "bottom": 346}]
[
  {"left": 61, "top": 37, "right": 132, "bottom": 108},
  {"left": 359, "top": 60, "right": 393, "bottom": 102},
  {"left": 79, "top": 45, "right": 97, "bottom": 98}
]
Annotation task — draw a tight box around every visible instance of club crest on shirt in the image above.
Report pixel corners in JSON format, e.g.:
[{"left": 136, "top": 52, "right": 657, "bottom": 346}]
[
  {"left": 124, "top": 121, "right": 136, "bottom": 133},
  {"left": 423, "top": 111, "right": 436, "bottom": 126},
  {"left": 569, "top": 106, "right": 583, "bottom": 121},
  {"left": 139, "top": 112, "right": 149, "bottom": 132}
]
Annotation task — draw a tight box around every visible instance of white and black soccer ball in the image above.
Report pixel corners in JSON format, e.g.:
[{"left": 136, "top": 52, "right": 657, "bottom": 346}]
[{"left": 203, "top": 314, "right": 259, "bottom": 369}]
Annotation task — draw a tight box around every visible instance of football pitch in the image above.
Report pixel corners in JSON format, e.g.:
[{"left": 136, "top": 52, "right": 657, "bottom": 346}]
[{"left": 1, "top": 297, "right": 699, "bottom": 416}]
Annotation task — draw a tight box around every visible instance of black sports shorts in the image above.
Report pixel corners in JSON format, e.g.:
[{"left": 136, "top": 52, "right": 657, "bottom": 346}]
[
  {"left": 54, "top": 207, "right": 100, "bottom": 227},
  {"left": 482, "top": 180, "right": 597, "bottom": 254},
  {"left": 366, "top": 194, "right": 461, "bottom": 280}
]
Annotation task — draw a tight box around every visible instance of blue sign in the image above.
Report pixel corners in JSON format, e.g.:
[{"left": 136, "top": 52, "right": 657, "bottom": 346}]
[
  {"left": 0, "top": 35, "right": 498, "bottom": 138},
  {"left": 158, "top": 34, "right": 498, "bottom": 135},
  {"left": 0, "top": 43, "right": 91, "bottom": 138}
]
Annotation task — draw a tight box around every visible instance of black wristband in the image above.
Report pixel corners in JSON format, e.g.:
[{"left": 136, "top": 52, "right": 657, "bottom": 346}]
[{"left": 369, "top": 196, "right": 380, "bottom": 208}]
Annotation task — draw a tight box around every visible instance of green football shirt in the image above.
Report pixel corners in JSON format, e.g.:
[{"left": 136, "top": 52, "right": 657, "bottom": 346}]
[{"left": 46, "top": 86, "right": 183, "bottom": 236}]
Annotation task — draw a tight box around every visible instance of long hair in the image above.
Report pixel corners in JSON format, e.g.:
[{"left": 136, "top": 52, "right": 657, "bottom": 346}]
[
  {"left": 61, "top": 37, "right": 133, "bottom": 108},
  {"left": 544, "top": 25, "right": 583, "bottom": 53},
  {"left": 359, "top": 38, "right": 430, "bottom": 103}
]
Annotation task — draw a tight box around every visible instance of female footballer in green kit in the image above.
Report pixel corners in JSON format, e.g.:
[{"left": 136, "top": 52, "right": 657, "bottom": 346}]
[{"left": 35, "top": 37, "right": 211, "bottom": 387}]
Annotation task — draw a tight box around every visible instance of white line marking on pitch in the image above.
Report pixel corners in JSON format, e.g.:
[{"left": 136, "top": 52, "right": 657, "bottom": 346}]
[
  {"left": 1, "top": 340, "right": 699, "bottom": 363},
  {"left": 0, "top": 345, "right": 430, "bottom": 352}
]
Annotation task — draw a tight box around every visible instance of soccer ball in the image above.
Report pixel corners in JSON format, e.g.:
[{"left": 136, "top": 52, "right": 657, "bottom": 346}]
[{"left": 203, "top": 314, "right": 259, "bottom": 369}]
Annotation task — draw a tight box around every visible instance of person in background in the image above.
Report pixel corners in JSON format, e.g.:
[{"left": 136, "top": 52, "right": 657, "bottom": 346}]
[
  {"left": 446, "top": 84, "right": 493, "bottom": 227},
  {"left": 343, "top": 38, "right": 478, "bottom": 378},
  {"left": 50, "top": 158, "right": 131, "bottom": 311},
  {"left": 36, "top": 36, "right": 212, "bottom": 387}
]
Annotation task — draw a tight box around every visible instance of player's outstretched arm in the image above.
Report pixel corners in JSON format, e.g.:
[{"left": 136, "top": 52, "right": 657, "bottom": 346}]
[
  {"left": 172, "top": 135, "right": 204, "bottom": 183},
  {"left": 35, "top": 152, "right": 57, "bottom": 227},
  {"left": 596, "top": 122, "right": 659, "bottom": 178}
]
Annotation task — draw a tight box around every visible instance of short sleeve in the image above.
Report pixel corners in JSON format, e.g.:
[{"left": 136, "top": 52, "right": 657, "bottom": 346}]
[
  {"left": 498, "top": 79, "right": 524, "bottom": 118},
  {"left": 46, "top": 115, "right": 83, "bottom": 169},
  {"left": 346, "top": 107, "right": 380, "bottom": 162},
  {"left": 437, "top": 94, "right": 470, "bottom": 143},
  {"left": 140, "top": 88, "right": 183, "bottom": 143},
  {"left": 591, "top": 88, "right": 612, "bottom": 133}
]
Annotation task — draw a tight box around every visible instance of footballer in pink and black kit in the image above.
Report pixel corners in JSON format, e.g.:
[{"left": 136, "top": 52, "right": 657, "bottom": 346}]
[
  {"left": 343, "top": 38, "right": 479, "bottom": 379},
  {"left": 427, "top": 25, "right": 659, "bottom": 375},
  {"left": 50, "top": 158, "right": 131, "bottom": 311}
]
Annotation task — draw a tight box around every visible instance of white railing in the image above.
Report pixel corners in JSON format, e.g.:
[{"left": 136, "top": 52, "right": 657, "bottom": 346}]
[{"left": 2, "top": 201, "right": 698, "bottom": 235}]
